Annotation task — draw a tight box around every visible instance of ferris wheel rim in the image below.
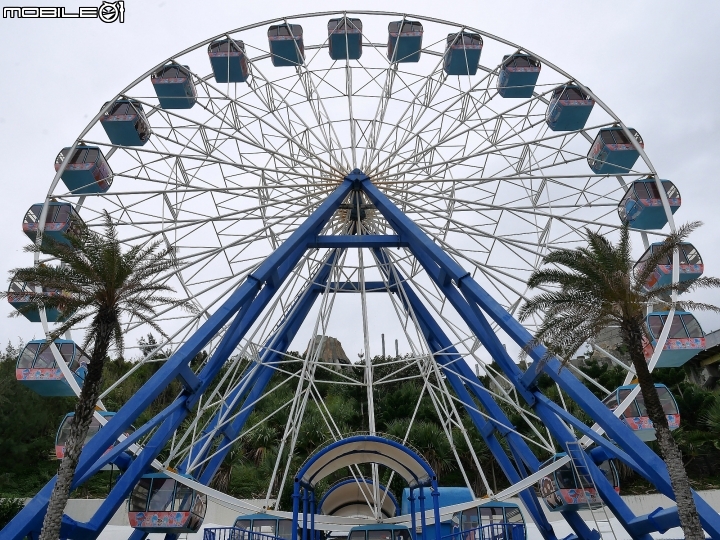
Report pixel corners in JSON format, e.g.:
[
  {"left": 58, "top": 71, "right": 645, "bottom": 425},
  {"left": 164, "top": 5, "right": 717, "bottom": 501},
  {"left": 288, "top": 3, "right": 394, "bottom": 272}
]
[{"left": 22, "top": 11, "right": 690, "bottom": 506}]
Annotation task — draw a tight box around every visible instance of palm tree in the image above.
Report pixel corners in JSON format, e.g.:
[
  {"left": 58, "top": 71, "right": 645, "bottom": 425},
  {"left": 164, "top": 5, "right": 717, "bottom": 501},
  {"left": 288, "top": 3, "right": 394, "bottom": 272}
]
[
  {"left": 518, "top": 222, "right": 720, "bottom": 540},
  {"left": 3, "top": 213, "right": 192, "bottom": 540}
]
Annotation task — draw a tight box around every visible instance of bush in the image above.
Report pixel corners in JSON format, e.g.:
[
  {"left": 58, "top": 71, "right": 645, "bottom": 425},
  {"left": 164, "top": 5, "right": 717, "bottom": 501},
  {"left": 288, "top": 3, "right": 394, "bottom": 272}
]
[{"left": 0, "top": 498, "right": 25, "bottom": 528}]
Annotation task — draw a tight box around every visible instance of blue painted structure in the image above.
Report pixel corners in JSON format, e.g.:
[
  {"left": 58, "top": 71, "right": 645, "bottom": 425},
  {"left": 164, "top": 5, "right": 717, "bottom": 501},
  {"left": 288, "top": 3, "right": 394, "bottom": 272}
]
[
  {"left": 100, "top": 99, "right": 151, "bottom": 146},
  {"left": 328, "top": 18, "right": 363, "bottom": 60},
  {"left": 645, "top": 311, "right": 706, "bottom": 368},
  {"left": 294, "top": 435, "right": 442, "bottom": 540},
  {"left": 7, "top": 277, "right": 67, "bottom": 322},
  {"left": 6, "top": 170, "right": 720, "bottom": 540},
  {"left": 587, "top": 127, "right": 643, "bottom": 174},
  {"left": 545, "top": 85, "right": 594, "bottom": 131},
  {"left": 15, "top": 339, "right": 88, "bottom": 397},
  {"left": 55, "top": 145, "right": 113, "bottom": 194},
  {"left": 400, "top": 487, "right": 526, "bottom": 540},
  {"left": 22, "top": 201, "right": 84, "bottom": 246},
  {"left": 634, "top": 242, "right": 703, "bottom": 293},
  {"left": 618, "top": 178, "right": 680, "bottom": 229},
  {"left": 387, "top": 21, "right": 423, "bottom": 63},
  {"left": 209, "top": 38, "right": 250, "bottom": 83},
  {"left": 269, "top": 24, "right": 304, "bottom": 67},
  {"left": 497, "top": 55, "right": 540, "bottom": 98},
  {"left": 152, "top": 63, "right": 197, "bottom": 109},
  {"left": 602, "top": 384, "right": 680, "bottom": 442},
  {"left": 443, "top": 32, "right": 482, "bottom": 76}
]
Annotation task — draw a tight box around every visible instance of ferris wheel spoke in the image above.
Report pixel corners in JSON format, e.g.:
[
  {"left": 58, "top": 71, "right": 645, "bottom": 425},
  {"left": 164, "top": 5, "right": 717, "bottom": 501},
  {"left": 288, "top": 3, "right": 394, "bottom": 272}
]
[
  {"left": 247, "top": 47, "right": 349, "bottom": 173},
  {"left": 372, "top": 83, "right": 551, "bottom": 177},
  {"left": 369, "top": 70, "right": 497, "bottom": 175},
  {"left": 158, "top": 70, "right": 341, "bottom": 177}
]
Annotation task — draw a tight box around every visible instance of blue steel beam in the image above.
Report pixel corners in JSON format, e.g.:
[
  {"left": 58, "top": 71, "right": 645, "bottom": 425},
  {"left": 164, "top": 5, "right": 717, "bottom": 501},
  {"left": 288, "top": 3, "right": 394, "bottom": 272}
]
[
  {"left": 2, "top": 181, "right": 353, "bottom": 540},
  {"left": 315, "top": 281, "right": 398, "bottom": 292},
  {"left": 360, "top": 177, "right": 653, "bottom": 537},
  {"left": 359, "top": 172, "right": 720, "bottom": 537},
  {"left": 182, "top": 250, "right": 341, "bottom": 483},
  {"left": 75, "top": 250, "right": 341, "bottom": 539},
  {"left": 408, "top": 263, "right": 646, "bottom": 537},
  {"left": 308, "top": 235, "right": 407, "bottom": 248},
  {"left": 372, "top": 249, "right": 563, "bottom": 540}
]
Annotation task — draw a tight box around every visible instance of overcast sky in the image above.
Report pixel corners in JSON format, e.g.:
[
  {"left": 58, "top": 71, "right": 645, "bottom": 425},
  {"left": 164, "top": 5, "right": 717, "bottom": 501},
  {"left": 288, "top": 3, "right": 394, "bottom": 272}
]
[{"left": 0, "top": 0, "right": 719, "bottom": 358}]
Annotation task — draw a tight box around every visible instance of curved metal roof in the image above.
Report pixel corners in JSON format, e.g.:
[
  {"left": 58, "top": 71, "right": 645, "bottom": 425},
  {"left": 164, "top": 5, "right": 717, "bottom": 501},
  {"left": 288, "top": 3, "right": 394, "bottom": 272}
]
[
  {"left": 296, "top": 435, "right": 435, "bottom": 489},
  {"left": 320, "top": 478, "right": 399, "bottom": 518}
]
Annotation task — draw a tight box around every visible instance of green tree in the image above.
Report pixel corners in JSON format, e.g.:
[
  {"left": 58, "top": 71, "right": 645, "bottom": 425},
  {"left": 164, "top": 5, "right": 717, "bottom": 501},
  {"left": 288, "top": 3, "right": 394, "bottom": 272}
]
[
  {"left": 519, "top": 222, "right": 720, "bottom": 540},
  {"left": 2, "top": 213, "right": 193, "bottom": 540}
]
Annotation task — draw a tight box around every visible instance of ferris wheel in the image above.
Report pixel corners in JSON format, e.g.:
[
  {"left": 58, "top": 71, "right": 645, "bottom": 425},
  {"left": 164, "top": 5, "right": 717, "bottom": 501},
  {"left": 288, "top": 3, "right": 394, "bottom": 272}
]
[{"left": 6, "top": 10, "right": 717, "bottom": 540}]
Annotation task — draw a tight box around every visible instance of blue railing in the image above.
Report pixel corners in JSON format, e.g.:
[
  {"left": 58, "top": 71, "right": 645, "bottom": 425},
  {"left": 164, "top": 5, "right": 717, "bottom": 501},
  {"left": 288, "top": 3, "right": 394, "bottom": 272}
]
[
  {"left": 204, "top": 527, "right": 288, "bottom": 540},
  {"left": 441, "top": 523, "right": 526, "bottom": 540}
]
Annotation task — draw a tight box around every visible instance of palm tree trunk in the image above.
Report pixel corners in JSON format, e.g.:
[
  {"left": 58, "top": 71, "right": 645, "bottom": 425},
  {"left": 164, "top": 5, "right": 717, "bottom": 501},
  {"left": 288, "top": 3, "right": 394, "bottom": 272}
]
[
  {"left": 621, "top": 318, "right": 705, "bottom": 539},
  {"left": 38, "top": 320, "right": 113, "bottom": 540}
]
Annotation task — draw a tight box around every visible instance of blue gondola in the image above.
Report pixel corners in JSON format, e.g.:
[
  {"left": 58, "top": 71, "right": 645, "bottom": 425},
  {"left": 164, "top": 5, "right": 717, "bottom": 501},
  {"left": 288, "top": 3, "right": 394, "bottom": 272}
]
[
  {"left": 545, "top": 85, "right": 594, "bottom": 131},
  {"left": 268, "top": 24, "right": 304, "bottom": 67},
  {"left": 54, "top": 145, "right": 113, "bottom": 194},
  {"left": 232, "top": 513, "right": 295, "bottom": 539},
  {"left": 15, "top": 339, "right": 89, "bottom": 397},
  {"left": 497, "top": 54, "right": 541, "bottom": 98},
  {"left": 128, "top": 473, "right": 207, "bottom": 533},
  {"left": 602, "top": 384, "right": 680, "bottom": 442},
  {"left": 55, "top": 411, "right": 135, "bottom": 460},
  {"left": 538, "top": 452, "right": 619, "bottom": 512},
  {"left": 587, "top": 127, "right": 643, "bottom": 175},
  {"left": 644, "top": 311, "right": 705, "bottom": 368},
  {"left": 444, "top": 32, "right": 483, "bottom": 76},
  {"left": 387, "top": 21, "right": 423, "bottom": 63},
  {"left": 617, "top": 178, "right": 680, "bottom": 230},
  {"left": 23, "top": 202, "right": 84, "bottom": 246},
  {"left": 100, "top": 99, "right": 151, "bottom": 146},
  {"left": 151, "top": 63, "right": 197, "bottom": 109},
  {"left": 635, "top": 242, "right": 703, "bottom": 293},
  {"left": 401, "top": 487, "right": 526, "bottom": 540},
  {"left": 7, "top": 276, "right": 67, "bottom": 322},
  {"left": 349, "top": 524, "right": 411, "bottom": 540},
  {"left": 209, "top": 38, "right": 250, "bottom": 83},
  {"left": 328, "top": 18, "right": 363, "bottom": 60}
]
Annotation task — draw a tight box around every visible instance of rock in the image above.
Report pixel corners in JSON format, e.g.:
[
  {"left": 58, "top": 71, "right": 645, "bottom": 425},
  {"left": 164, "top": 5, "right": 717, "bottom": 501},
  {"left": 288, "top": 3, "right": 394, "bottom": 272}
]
[{"left": 304, "top": 335, "right": 351, "bottom": 368}]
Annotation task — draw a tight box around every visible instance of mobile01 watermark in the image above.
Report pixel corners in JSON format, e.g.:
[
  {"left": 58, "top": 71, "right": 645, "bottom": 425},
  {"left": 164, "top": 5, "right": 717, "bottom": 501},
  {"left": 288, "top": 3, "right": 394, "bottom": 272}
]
[{"left": 3, "top": 1, "right": 125, "bottom": 23}]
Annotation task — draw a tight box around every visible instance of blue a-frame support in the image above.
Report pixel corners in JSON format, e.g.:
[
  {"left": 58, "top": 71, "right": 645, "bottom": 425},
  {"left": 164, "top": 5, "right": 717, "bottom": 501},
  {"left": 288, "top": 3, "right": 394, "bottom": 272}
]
[{"left": 4, "top": 170, "right": 720, "bottom": 540}]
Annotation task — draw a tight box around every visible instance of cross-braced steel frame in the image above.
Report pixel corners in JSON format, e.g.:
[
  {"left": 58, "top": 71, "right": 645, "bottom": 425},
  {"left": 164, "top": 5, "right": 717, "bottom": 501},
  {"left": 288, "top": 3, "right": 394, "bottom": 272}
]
[{"left": 5, "top": 171, "right": 720, "bottom": 540}]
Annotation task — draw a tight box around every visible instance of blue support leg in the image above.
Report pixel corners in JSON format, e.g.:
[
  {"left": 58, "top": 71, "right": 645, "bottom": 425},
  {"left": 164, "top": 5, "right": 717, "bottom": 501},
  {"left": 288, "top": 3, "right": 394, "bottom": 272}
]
[
  {"left": 419, "top": 487, "right": 427, "bottom": 540},
  {"left": 302, "top": 489, "right": 309, "bottom": 540},
  {"left": 2, "top": 181, "right": 352, "bottom": 540},
  {"left": 292, "top": 485, "right": 301, "bottom": 540},
  {"left": 430, "top": 485, "right": 441, "bottom": 540},
  {"left": 409, "top": 490, "right": 417, "bottom": 540},
  {"left": 310, "top": 491, "right": 315, "bottom": 540},
  {"left": 360, "top": 175, "right": 713, "bottom": 538},
  {"left": 373, "top": 248, "right": 561, "bottom": 540}
]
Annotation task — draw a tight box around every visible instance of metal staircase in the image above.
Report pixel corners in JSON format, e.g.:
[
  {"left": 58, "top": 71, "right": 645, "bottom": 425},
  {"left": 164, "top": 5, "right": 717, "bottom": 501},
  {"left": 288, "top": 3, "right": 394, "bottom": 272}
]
[{"left": 566, "top": 442, "right": 619, "bottom": 540}]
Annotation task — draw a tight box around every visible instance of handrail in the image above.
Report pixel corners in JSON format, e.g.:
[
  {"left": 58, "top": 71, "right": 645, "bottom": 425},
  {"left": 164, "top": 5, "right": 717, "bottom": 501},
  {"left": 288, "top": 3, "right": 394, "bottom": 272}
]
[
  {"left": 440, "top": 523, "right": 526, "bottom": 540},
  {"left": 204, "top": 527, "right": 292, "bottom": 540}
]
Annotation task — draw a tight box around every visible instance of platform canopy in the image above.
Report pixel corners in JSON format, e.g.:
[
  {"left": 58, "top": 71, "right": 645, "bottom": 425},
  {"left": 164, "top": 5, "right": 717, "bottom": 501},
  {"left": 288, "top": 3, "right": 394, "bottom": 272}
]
[
  {"left": 319, "top": 478, "right": 399, "bottom": 518},
  {"left": 296, "top": 435, "right": 435, "bottom": 489}
]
